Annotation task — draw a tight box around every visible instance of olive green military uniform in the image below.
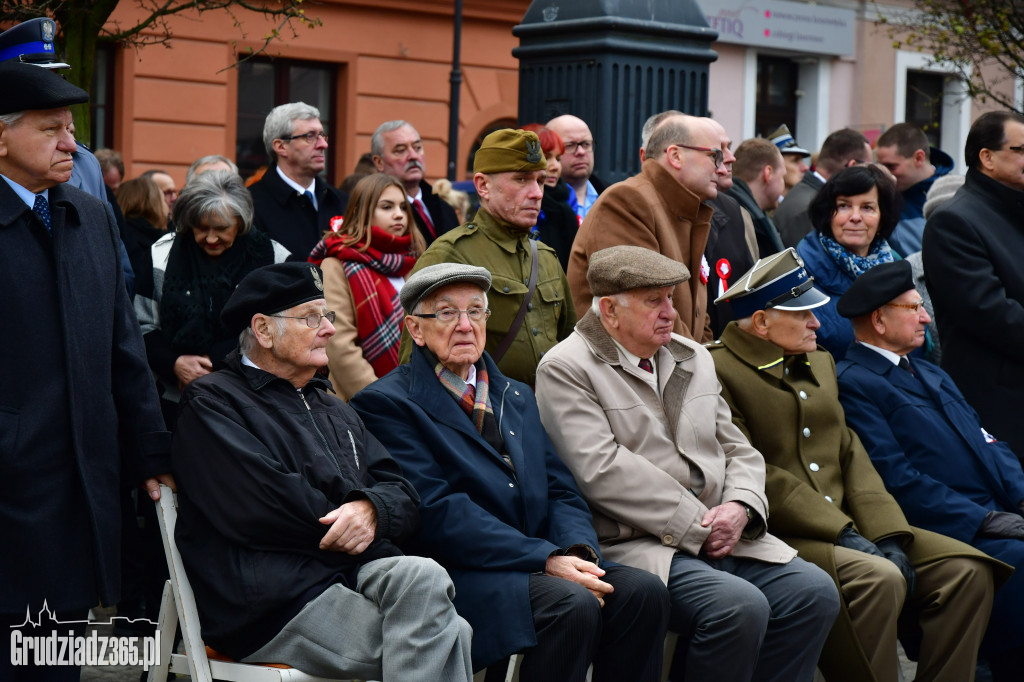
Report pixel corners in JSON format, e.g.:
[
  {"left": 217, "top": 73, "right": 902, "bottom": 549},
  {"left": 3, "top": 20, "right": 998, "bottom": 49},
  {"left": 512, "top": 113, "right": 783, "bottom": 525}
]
[
  {"left": 398, "top": 208, "right": 576, "bottom": 386},
  {"left": 709, "top": 322, "right": 1009, "bottom": 682}
]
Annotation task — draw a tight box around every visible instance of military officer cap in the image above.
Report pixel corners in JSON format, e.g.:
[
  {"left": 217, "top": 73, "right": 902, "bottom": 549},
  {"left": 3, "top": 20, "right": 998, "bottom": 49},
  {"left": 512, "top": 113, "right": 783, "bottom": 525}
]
[
  {"left": 221, "top": 262, "right": 328, "bottom": 334},
  {"left": 768, "top": 124, "right": 810, "bottom": 158},
  {"left": 0, "top": 61, "right": 88, "bottom": 116},
  {"left": 716, "top": 248, "right": 829, "bottom": 318},
  {"left": 587, "top": 245, "right": 690, "bottom": 296},
  {"left": 836, "top": 260, "right": 915, "bottom": 319},
  {"left": 0, "top": 18, "right": 70, "bottom": 69},
  {"left": 473, "top": 129, "right": 548, "bottom": 175},
  {"left": 400, "top": 263, "right": 493, "bottom": 314}
]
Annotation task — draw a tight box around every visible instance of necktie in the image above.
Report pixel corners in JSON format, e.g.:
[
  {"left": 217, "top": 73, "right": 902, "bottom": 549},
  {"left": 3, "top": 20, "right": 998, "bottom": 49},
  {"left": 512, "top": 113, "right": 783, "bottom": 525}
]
[
  {"left": 413, "top": 198, "right": 437, "bottom": 239},
  {"left": 898, "top": 356, "right": 914, "bottom": 374},
  {"left": 303, "top": 189, "right": 316, "bottom": 210},
  {"left": 33, "top": 194, "right": 52, "bottom": 233},
  {"left": 638, "top": 358, "right": 654, "bottom": 374}
]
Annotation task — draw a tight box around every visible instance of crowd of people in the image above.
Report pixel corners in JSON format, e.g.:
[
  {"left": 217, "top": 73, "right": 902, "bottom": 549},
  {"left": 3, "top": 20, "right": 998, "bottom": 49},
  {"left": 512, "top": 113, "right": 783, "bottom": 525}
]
[{"left": 4, "top": 14, "right": 1024, "bottom": 682}]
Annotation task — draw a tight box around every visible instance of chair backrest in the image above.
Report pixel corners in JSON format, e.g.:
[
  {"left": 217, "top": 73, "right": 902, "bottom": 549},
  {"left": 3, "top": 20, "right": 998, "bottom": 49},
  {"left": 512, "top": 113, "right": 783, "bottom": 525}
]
[{"left": 154, "top": 483, "right": 215, "bottom": 682}]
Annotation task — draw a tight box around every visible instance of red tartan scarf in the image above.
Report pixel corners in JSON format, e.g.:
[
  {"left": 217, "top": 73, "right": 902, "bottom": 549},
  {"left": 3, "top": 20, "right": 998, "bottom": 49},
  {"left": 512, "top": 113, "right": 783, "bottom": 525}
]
[{"left": 310, "top": 226, "right": 417, "bottom": 377}]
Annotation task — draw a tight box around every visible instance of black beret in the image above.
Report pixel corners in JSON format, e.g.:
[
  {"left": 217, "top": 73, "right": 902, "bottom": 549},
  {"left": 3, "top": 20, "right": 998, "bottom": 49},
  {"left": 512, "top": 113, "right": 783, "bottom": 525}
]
[
  {"left": 0, "top": 61, "right": 87, "bottom": 115},
  {"left": 221, "top": 262, "right": 327, "bottom": 334},
  {"left": 836, "top": 260, "right": 915, "bottom": 319}
]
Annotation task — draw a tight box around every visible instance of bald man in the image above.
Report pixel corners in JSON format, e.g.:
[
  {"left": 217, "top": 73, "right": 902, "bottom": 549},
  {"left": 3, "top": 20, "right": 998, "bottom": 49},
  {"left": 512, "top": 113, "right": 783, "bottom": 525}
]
[{"left": 546, "top": 114, "right": 606, "bottom": 221}]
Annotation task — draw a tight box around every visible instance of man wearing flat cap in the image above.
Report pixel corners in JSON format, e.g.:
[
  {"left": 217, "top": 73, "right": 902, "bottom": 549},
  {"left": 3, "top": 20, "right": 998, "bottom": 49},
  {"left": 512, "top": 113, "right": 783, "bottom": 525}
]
[
  {"left": 398, "top": 128, "right": 575, "bottom": 386},
  {"left": 0, "top": 60, "right": 172, "bottom": 682},
  {"left": 536, "top": 245, "right": 838, "bottom": 681},
  {"left": 835, "top": 260, "right": 1024, "bottom": 680},
  {"left": 709, "top": 249, "right": 1004, "bottom": 682},
  {"left": 171, "top": 262, "right": 473, "bottom": 681},
  {"left": 352, "top": 262, "right": 669, "bottom": 681}
]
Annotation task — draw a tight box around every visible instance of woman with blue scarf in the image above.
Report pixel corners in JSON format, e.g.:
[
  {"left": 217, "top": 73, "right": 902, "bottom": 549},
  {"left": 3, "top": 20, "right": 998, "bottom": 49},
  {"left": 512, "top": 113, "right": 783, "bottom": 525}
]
[{"left": 796, "top": 165, "right": 900, "bottom": 360}]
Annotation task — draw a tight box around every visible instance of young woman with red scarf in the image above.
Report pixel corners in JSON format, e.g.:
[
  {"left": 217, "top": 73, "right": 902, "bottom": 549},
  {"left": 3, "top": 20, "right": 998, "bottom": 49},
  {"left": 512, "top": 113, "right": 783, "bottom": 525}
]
[{"left": 310, "top": 173, "right": 426, "bottom": 400}]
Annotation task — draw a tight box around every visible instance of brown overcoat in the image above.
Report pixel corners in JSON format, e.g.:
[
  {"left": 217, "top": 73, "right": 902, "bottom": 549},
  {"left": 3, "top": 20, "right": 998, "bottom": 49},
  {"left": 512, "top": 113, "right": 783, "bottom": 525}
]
[{"left": 567, "top": 160, "right": 714, "bottom": 342}]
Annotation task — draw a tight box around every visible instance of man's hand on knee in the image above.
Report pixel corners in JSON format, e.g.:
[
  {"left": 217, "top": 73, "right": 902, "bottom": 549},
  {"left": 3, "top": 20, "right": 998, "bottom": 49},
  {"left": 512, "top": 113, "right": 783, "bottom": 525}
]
[
  {"left": 544, "top": 555, "right": 614, "bottom": 606},
  {"left": 700, "top": 502, "right": 746, "bottom": 558},
  {"left": 319, "top": 499, "right": 378, "bottom": 554}
]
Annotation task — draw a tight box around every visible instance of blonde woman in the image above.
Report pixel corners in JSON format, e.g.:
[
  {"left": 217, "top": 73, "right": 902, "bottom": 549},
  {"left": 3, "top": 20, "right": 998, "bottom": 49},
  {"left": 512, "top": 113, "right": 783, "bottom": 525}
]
[{"left": 310, "top": 173, "right": 426, "bottom": 399}]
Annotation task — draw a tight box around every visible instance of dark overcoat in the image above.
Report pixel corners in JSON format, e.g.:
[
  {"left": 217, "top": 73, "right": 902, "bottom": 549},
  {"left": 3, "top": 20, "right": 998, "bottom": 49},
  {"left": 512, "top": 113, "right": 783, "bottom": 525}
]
[
  {"left": 0, "top": 180, "right": 169, "bottom": 615},
  {"left": 710, "top": 323, "right": 1009, "bottom": 682},
  {"left": 922, "top": 167, "right": 1024, "bottom": 460},
  {"left": 837, "top": 344, "right": 1024, "bottom": 653},
  {"left": 249, "top": 167, "right": 348, "bottom": 262},
  {"left": 351, "top": 348, "right": 602, "bottom": 671},
  {"left": 772, "top": 169, "right": 823, "bottom": 248},
  {"left": 414, "top": 178, "right": 460, "bottom": 246}
]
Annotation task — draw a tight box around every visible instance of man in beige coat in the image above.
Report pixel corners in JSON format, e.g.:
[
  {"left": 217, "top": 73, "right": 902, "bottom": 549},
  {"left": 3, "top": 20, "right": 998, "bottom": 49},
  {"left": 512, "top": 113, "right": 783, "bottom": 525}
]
[
  {"left": 567, "top": 114, "right": 722, "bottom": 342},
  {"left": 536, "top": 245, "right": 839, "bottom": 681}
]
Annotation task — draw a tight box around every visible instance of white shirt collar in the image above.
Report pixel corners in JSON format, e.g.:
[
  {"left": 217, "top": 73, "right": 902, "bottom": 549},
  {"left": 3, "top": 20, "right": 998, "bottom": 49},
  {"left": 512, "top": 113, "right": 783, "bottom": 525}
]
[
  {"left": 275, "top": 165, "right": 316, "bottom": 198},
  {"left": 857, "top": 341, "right": 903, "bottom": 366},
  {"left": 2, "top": 175, "right": 46, "bottom": 209},
  {"left": 611, "top": 337, "right": 658, "bottom": 387}
]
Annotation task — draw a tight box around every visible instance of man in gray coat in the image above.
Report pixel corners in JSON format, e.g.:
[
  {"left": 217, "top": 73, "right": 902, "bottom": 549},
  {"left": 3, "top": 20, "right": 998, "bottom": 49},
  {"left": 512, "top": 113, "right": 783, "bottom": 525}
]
[{"left": 536, "top": 245, "right": 839, "bottom": 682}]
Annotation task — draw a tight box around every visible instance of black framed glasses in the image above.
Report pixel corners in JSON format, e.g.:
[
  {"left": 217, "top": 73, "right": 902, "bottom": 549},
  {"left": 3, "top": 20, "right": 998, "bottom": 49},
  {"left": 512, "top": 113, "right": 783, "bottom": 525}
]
[
  {"left": 672, "top": 144, "right": 724, "bottom": 168},
  {"left": 411, "top": 308, "right": 491, "bottom": 324},
  {"left": 564, "top": 140, "right": 595, "bottom": 154},
  {"left": 272, "top": 311, "right": 336, "bottom": 328},
  {"left": 280, "top": 131, "right": 329, "bottom": 144}
]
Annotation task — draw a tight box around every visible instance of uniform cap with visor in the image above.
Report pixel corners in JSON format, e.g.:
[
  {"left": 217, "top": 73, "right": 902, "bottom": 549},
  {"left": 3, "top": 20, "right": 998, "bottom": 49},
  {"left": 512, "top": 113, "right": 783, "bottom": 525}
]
[{"left": 715, "top": 248, "right": 829, "bottom": 319}]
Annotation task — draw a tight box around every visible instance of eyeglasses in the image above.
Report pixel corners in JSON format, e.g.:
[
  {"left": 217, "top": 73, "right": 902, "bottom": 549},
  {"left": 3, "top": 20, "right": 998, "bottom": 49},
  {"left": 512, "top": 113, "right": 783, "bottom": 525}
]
[
  {"left": 885, "top": 300, "right": 925, "bottom": 313},
  {"left": 280, "top": 131, "right": 329, "bottom": 144},
  {"left": 411, "top": 307, "right": 491, "bottom": 324},
  {"left": 272, "top": 311, "right": 336, "bottom": 328},
  {"left": 564, "top": 140, "right": 595, "bottom": 154},
  {"left": 672, "top": 144, "right": 724, "bottom": 168}
]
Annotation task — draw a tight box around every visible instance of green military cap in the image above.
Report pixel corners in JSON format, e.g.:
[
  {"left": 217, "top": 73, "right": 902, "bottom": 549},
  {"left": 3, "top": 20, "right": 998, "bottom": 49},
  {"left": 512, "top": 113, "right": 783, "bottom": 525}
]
[
  {"left": 588, "top": 245, "right": 690, "bottom": 296},
  {"left": 473, "top": 129, "right": 548, "bottom": 174}
]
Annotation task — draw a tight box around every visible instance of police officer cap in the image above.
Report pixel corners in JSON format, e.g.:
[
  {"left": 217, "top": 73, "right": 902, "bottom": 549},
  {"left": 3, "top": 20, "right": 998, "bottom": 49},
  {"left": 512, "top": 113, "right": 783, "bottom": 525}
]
[
  {"left": 717, "top": 248, "right": 829, "bottom": 318},
  {"left": 473, "top": 129, "right": 548, "bottom": 175},
  {"left": 0, "top": 61, "right": 87, "bottom": 115},
  {"left": 400, "top": 263, "right": 492, "bottom": 314},
  {"left": 0, "top": 18, "right": 70, "bottom": 69},
  {"left": 836, "top": 260, "right": 915, "bottom": 319},
  {"left": 221, "top": 262, "right": 328, "bottom": 334},
  {"left": 767, "top": 124, "right": 810, "bottom": 158},
  {"left": 587, "top": 245, "right": 690, "bottom": 296}
]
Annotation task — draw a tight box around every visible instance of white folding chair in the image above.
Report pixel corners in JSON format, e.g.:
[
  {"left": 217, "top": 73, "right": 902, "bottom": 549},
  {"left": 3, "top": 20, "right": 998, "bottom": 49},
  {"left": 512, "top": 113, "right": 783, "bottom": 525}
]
[{"left": 148, "top": 483, "right": 352, "bottom": 682}]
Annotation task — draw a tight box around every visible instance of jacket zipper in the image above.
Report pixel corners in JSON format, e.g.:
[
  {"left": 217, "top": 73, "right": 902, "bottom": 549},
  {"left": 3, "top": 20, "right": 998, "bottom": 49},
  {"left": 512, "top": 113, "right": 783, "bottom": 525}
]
[{"left": 297, "top": 388, "right": 345, "bottom": 475}]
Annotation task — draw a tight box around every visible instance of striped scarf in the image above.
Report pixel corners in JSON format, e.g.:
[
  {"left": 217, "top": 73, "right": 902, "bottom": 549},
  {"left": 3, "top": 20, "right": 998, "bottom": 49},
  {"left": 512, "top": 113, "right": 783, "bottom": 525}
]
[
  {"left": 435, "top": 359, "right": 492, "bottom": 434},
  {"left": 309, "top": 226, "right": 417, "bottom": 377}
]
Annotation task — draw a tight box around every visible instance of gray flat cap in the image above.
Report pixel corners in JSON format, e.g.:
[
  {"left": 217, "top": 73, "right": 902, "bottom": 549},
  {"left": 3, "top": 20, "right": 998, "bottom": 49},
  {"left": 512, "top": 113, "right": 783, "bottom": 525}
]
[
  {"left": 587, "top": 245, "right": 689, "bottom": 296},
  {"left": 400, "top": 263, "right": 492, "bottom": 313}
]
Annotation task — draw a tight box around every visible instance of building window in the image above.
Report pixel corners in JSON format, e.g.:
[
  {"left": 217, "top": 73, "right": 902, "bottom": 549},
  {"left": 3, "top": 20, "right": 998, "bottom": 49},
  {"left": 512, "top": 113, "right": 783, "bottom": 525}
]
[
  {"left": 90, "top": 43, "right": 116, "bottom": 149},
  {"left": 905, "top": 70, "right": 945, "bottom": 148},
  {"left": 755, "top": 56, "right": 799, "bottom": 138},
  {"left": 236, "top": 58, "right": 337, "bottom": 183}
]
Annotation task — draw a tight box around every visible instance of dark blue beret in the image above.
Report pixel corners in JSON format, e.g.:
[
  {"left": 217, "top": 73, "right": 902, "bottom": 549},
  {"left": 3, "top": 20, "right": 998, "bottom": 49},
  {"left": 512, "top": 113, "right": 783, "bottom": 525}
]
[
  {"left": 221, "top": 262, "right": 327, "bottom": 334},
  {"left": 837, "top": 260, "right": 915, "bottom": 318},
  {"left": 0, "top": 61, "right": 87, "bottom": 115}
]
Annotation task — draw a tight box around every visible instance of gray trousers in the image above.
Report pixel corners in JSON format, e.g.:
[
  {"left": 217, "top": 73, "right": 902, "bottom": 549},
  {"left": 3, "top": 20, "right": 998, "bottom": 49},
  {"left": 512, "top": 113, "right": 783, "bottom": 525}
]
[
  {"left": 242, "top": 556, "right": 473, "bottom": 682},
  {"left": 667, "top": 553, "right": 840, "bottom": 682}
]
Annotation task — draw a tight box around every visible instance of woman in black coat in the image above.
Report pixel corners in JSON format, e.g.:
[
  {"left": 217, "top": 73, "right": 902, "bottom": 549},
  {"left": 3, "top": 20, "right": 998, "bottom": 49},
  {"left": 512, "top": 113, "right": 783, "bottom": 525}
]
[{"left": 522, "top": 124, "right": 579, "bottom": 271}]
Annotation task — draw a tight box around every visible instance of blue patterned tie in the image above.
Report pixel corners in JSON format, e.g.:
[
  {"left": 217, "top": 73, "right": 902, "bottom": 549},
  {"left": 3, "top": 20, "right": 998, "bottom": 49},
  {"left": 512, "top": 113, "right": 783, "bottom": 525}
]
[
  {"left": 33, "top": 194, "right": 52, "bottom": 233},
  {"left": 303, "top": 189, "right": 316, "bottom": 210}
]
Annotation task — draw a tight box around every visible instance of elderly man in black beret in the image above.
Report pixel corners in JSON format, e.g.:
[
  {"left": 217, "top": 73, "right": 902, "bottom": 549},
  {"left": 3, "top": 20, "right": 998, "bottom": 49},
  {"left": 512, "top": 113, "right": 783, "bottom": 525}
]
[
  {"left": 536, "top": 245, "right": 839, "bottom": 682},
  {"left": 835, "top": 260, "right": 1024, "bottom": 681},
  {"left": 353, "top": 262, "right": 669, "bottom": 681},
  {"left": 171, "top": 262, "right": 472, "bottom": 681},
  {"left": 0, "top": 61, "right": 172, "bottom": 682}
]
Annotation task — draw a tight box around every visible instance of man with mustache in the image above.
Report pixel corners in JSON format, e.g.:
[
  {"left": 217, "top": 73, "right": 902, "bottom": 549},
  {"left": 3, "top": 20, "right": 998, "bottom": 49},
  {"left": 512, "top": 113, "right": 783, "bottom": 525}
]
[
  {"left": 249, "top": 102, "right": 349, "bottom": 261},
  {"left": 372, "top": 120, "right": 459, "bottom": 246}
]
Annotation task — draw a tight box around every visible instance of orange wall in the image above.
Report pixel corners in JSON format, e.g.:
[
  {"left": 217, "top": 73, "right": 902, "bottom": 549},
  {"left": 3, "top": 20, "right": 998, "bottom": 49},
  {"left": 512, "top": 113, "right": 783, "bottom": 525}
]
[{"left": 107, "top": 0, "right": 530, "bottom": 186}]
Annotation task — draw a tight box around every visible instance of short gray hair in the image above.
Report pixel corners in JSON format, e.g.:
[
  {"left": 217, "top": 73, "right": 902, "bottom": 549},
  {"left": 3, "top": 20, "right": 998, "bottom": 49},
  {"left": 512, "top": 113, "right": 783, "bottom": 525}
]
[
  {"left": 238, "top": 316, "right": 287, "bottom": 354},
  {"left": 173, "top": 170, "right": 254, "bottom": 236},
  {"left": 186, "top": 154, "right": 239, "bottom": 185},
  {"left": 263, "top": 102, "right": 321, "bottom": 160},
  {"left": 0, "top": 112, "right": 26, "bottom": 127},
  {"left": 645, "top": 115, "right": 691, "bottom": 161},
  {"left": 590, "top": 293, "right": 630, "bottom": 316},
  {"left": 641, "top": 110, "right": 683, "bottom": 155},
  {"left": 371, "top": 120, "right": 414, "bottom": 157}
]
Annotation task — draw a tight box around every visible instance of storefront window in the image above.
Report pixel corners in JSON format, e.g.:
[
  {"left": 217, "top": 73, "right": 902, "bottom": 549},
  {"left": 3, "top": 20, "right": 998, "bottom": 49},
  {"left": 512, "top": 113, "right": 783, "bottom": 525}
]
[
  {"left": 755, "top": 56, "right": 799, "bottom": 138},
  {"left": 905, "top": 71, "right": 944, "bottom": 148},
  {"left": 236, "top": 58, "right": 337, "bottom": 183}
]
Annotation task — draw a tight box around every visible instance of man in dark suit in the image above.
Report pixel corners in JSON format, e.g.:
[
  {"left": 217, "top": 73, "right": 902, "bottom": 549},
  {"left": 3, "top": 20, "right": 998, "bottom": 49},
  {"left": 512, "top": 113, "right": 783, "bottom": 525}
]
[
  {"left": 352, "top": 263, "right": 669, "bottom": 681},
  {"left": 371, "top": 120, "right": 459, "bottom": 246},
  {"left": 773, "top": 128, "right": 873, "bottom": 248},
  {"left": 923, "top": 110, "right": 1024, "bottom": 461},
  {"left": 248, "top": 102, "right": 348, "bottom": 261},
  {"left": 836, "top": 260, "right": 1024, "bottom": 681},
  {"left": 0, "top": 61, "right": 172, "bottom": 682}
]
